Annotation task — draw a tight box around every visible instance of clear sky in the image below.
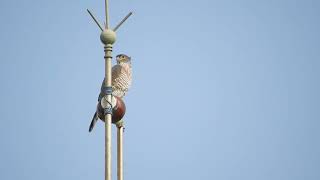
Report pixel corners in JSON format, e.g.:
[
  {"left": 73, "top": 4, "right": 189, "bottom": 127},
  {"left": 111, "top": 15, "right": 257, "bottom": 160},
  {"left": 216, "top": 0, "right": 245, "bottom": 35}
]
[{"left": 0, "top": 0, "right": 319, "bottom": 179}]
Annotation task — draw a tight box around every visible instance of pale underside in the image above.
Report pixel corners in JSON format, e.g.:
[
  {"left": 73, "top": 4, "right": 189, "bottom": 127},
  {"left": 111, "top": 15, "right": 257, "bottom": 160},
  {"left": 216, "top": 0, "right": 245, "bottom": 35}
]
[
  {"left": 111, "top": 63, "right": 132, "bottom": 98},
  {"left": 98, "top": 63, "right": 132, "bottom": 100}
]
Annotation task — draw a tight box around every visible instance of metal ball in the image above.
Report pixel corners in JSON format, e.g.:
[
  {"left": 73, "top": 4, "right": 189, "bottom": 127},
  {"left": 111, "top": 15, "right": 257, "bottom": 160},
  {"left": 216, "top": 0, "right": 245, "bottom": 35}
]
[
  {"left": 100, "top": 29, "right": 116, "bottom": 45},
  {"left": 97, "top": 96, "right": 126, "bottom": 124}
]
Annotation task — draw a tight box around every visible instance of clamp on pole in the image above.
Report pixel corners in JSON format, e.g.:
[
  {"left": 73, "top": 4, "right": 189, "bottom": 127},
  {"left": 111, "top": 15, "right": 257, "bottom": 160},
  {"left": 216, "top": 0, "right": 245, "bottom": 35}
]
[
  {"left": 115, "top": 119, "right": 124, "bottom": 128},
  {"left": 101, "top": 86, "right": 113, "bottom": 96},
  {"left": 102, "top": 86, "right": 113, "bottom": 115},
  {"left": 103, "top": 100, "right": 113, "bottom": 115}
]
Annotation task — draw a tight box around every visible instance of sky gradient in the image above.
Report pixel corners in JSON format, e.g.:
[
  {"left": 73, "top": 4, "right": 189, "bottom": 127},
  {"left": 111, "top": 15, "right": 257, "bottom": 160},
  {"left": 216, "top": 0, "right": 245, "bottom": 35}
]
[{"left": 0, "top": 0, "right": 319, "bottom": 179}]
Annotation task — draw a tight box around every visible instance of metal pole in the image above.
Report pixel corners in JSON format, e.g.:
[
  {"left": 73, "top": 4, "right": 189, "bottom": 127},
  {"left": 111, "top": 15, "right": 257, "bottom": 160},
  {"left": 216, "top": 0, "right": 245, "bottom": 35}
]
[
  {"left": 104, "top": 44, "right": 113, "bottom": 180},
  {"left": 117, "top": 126, "right": 124, "bottom": 180},
  {"left": 105, "top": 0, "right": 109, "bottom": 28},
  {"left": 87, "top": 1, "right": 133, "bottom": 180}
]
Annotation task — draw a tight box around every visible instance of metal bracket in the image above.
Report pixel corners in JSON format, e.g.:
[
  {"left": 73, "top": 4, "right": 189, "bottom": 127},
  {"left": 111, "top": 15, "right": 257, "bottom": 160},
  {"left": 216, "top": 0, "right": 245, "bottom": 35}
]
[
  {"left": 104, "top": 106, "right": 113, "bottom": 115},
  {"left": 115, "top": 119, "right": 124, "bottom": 128},
  {"left": 103, "top": 99, "right": 113, "bottom": 115},
  {"left": 101, "top": 86, "right": 112, "bottom": 96},
  {"left": 101, "top": 86, "right": 113, "bottom": 115}
]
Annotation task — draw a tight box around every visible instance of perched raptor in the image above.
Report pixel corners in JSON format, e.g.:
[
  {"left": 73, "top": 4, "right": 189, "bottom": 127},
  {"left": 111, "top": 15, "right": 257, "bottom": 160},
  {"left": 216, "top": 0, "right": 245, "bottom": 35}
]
[{"left": 89, "top": 54, "right": 132, "bottom": 132}]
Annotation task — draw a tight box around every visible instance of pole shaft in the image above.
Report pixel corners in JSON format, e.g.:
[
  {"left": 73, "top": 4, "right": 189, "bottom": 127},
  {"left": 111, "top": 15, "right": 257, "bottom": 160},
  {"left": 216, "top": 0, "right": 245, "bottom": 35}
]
[
  {"left": 105, "top": 114, "right": 111, "bottom": 180},
  {"left": 104, "top": 45, "right": 113, "bottom": 180},
  {"left": 117, "top": 126, "right": 124, "bottom": 180},
  {"left": 105, "top": 0, "right": 109, "bottom": 28}
]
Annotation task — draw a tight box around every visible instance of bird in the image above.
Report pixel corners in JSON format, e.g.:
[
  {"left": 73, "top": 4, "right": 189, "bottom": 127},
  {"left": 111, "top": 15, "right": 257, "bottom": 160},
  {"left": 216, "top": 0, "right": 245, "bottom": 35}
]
[{"left": 89, "top": 54, "right": 132, "bottom": 132}]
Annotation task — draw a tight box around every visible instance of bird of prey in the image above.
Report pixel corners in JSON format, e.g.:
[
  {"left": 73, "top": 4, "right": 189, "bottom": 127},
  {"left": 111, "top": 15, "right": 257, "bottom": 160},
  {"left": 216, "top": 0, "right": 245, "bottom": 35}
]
[{"left": 89, "top": 54, "right": 132, "bottom": 132}]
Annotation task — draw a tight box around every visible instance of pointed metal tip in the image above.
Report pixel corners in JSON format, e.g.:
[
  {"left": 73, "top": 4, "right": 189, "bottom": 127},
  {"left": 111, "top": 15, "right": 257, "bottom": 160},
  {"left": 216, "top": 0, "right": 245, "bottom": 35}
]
[
  {"left": 87, "top": 9, "right": 104, "bottom": 31},
  {"left": 113, "top": 11, "right": 134, "bottom": 32}
]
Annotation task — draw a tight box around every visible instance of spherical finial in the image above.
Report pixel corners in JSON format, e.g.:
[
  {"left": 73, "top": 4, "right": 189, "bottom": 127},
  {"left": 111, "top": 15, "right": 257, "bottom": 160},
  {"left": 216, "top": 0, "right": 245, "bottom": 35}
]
[{"left": 100, "top": 29, "right": 116, "bottom": 45}]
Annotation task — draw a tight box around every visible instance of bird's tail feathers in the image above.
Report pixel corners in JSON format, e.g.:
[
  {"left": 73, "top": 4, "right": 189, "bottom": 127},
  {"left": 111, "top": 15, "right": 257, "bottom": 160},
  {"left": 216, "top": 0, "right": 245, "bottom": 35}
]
[{"left": 89, "top": 112, "right": 98, "bottom": 132}]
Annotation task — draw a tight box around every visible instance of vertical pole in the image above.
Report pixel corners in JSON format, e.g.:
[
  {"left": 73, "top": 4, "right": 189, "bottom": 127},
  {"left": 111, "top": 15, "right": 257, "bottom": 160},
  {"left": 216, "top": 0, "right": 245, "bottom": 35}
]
[
  {"left": 104, "top": 44, "right": 113, "bottom": 180},
  {"left": 117, "top": 126, "right": 124, "bottom": 180},
  {"left": 105, "top": 0, "right": 109, "bottom": 29}
]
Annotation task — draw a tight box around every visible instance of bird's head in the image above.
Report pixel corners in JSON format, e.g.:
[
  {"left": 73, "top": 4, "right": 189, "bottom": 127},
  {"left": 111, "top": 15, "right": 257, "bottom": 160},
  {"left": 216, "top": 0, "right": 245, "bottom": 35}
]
[{"left": 116, "top": 54, "right": 131, "bottom": 64}]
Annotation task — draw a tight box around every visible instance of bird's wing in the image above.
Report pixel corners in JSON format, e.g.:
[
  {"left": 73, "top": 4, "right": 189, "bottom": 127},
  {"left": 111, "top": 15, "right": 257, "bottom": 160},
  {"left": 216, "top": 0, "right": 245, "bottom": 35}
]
[
  {"left": 112, "top": 64, "right": 123, "bottom": 80},
  {"left": 89, "top": 112, "right": 98, "bottom": 132},
  {"left": 98, "top": 78, "right": 105, "bottom": 101}
]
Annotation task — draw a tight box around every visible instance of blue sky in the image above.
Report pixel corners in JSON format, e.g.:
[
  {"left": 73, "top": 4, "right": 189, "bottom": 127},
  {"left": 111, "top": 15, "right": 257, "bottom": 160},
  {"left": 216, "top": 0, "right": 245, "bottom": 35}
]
[{"left": 0, "top": 0, "right": 319, "bottom": 179}]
